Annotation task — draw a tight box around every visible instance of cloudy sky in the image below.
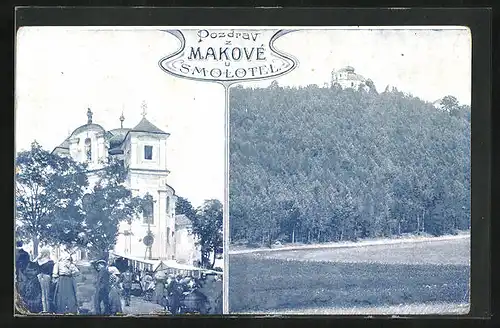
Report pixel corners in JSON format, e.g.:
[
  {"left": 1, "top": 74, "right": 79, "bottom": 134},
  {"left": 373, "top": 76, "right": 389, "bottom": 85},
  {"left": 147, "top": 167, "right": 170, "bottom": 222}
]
[{"left": 15, "top": 27, "right": 471, "bottom": 206}]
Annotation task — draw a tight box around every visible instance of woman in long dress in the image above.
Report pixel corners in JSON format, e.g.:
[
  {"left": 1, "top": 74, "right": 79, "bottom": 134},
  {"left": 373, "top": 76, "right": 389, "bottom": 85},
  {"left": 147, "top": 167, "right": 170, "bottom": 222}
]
[
  {"left": 20, "top": 261, "right": 43, "bottom": 313},
  {"left": 35, "top": 248, "right": 55, "bottom": 313},
  {"left": 52, "top": 254, "right": 79, "bottom": 314},
  {"left": 107, "top": 265, "right": 123, "bottom": 315},
  {"left": 153, "top": 270, "right": 167, "bottom": 307}
]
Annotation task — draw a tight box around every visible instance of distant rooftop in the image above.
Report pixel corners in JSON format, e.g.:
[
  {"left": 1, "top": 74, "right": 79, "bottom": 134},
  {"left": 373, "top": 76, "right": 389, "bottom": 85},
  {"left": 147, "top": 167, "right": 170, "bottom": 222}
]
[{"left": 175, "top": 214, "right": 193, "bottom": 228}]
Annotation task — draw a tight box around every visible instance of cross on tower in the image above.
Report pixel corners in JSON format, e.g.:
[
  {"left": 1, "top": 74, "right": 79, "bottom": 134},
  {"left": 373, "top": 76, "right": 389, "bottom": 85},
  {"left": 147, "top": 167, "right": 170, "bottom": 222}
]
[
  {"left": 141, "top": 101, "right": 147, "bottom": 118},
  {"left": 119, "top": 111, "right": 125, "bottom": 128}
]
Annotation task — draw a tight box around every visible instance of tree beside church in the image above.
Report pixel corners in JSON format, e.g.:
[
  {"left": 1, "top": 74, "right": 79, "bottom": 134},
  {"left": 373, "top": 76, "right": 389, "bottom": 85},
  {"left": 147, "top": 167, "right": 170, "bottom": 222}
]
[{"left": 19, "top": 105, "right": 200, "bottom": 263}]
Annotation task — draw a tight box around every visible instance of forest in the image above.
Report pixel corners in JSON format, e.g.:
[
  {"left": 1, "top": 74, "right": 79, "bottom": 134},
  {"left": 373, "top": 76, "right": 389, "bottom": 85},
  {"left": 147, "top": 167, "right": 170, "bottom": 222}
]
[{"left": 229, "top": 82, "right": 471, "bottom": 246}]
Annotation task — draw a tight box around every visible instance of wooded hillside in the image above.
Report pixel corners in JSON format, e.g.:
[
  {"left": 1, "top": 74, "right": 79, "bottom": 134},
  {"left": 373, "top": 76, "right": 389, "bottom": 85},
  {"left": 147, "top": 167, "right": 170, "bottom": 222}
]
[{"left": 229, "top": 83, "right": 470, "bottom": 245}]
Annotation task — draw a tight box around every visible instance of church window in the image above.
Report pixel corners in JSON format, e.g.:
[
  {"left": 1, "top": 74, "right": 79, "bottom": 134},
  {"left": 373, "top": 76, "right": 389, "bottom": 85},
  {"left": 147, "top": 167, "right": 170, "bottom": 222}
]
[
  {"left": 166, "top": 196, "right": 170, "bottom": 214},
  {"left": 167, "top": 227, "right": 170, "bottom": 243},
  {"left": 85, "top": 138, "right": 92, "bottom": 162},
  {"left": 144, "top": 145, "right": 153, "bottom": 160}
]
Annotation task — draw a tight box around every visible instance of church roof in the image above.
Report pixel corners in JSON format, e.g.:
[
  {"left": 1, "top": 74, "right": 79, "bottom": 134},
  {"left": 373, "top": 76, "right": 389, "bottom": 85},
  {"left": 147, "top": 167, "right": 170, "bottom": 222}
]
[
  {"left": 52, "top": 114, "right": 169, "bottom": 155},
  {"left": 338, "top": 66, "right": 355, "bottom": 72},
  {"left": 175, "top": 214, "right": 193, "bottom": 228},
  {"left": 131, "top": 117, "right": 168, "bottom": 135},
  {"left": 55, "top": 138, "right": 70, "bottom": 150},
  {"left": 108, "top": 128, "right": 131, "bottom": 148},
  {"left": 347, "top": 73, "right": 366, "bottom": 82}
]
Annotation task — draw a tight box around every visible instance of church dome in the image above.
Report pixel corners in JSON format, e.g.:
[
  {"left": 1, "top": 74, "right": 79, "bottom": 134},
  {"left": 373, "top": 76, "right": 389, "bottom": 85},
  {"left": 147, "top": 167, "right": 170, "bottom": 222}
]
[
  {"left": 337, "top": 66, "right": 355, "bottom": 73},
  {"left": 69, "top": 123, "right": 106, "bottom": 138},
  {"left": 108, "top": 128, "right": 131, "bottom": 148}
]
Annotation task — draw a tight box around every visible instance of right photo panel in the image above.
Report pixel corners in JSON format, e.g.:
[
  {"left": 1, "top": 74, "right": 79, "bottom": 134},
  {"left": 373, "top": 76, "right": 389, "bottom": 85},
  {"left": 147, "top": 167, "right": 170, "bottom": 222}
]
[{"left": 228, "top": 27, "right": 471, "bottom": 315}]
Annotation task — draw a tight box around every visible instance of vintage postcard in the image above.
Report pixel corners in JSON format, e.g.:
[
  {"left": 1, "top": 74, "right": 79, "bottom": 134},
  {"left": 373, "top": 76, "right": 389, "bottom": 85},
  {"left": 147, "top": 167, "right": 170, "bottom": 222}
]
[
  {"left": 15, "top": 25, "right": 471, "bottom": 317},
  {"left": 14, "top": 27, "right": 224, "bottom": 315},
  {"left": 225, "top": 27, "right": 471, "bottom": 315}
]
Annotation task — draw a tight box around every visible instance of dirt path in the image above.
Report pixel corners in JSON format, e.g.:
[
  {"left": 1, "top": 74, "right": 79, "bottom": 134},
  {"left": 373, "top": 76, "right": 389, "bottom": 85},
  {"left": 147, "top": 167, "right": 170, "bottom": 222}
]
[
  {"left": 229, "top": 234, "right": 470, "bottom": 255},
  {"left": 238, "top": 302, "right": 470, "bottom": 315},
  {"left": 80, "top": 296, "right": 165, "bottom": 315}
]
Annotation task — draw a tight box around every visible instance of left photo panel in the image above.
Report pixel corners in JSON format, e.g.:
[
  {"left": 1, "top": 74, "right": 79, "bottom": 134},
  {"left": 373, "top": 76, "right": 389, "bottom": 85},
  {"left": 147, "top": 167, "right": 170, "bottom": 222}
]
[{"left": 14, "top": 27, "right": 224, "bottom": 316}]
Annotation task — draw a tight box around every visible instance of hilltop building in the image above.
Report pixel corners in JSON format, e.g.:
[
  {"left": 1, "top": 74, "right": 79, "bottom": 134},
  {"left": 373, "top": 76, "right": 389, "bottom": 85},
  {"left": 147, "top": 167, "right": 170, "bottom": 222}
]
[{"left": 331, "top": 66, "right": 371, "bottom": 91}]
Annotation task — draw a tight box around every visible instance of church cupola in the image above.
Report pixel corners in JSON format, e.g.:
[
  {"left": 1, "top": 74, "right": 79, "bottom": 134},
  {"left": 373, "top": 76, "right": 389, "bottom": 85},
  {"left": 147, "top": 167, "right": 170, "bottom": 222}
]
[{"left": 124, "top": 101, "right": 170, "bottom": 173}]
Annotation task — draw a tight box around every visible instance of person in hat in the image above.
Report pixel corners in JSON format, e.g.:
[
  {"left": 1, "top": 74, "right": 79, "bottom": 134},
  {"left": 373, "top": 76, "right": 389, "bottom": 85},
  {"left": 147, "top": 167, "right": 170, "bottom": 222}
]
[
  {"left": 52, "top": 253, "right": 79, "bottom": 314},
  {"left": 92, "top": 260, "right": 111, "bottom": 315}
]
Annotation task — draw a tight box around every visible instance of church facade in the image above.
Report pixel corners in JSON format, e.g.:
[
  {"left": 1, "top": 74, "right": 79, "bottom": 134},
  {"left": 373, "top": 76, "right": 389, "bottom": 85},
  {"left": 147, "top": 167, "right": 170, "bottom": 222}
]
[{"left": 51, "top": 108, "right": 200, "bottom": 264}]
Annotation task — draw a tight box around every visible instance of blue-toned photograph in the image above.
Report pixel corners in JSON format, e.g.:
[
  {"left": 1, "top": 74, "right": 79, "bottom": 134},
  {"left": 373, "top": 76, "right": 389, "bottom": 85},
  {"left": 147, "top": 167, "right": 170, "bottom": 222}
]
[
  {"left": 15, "top": 27, "right": 224, "bottom": 316},
  {"left": 228, "top": 27, "right": 471, "bottom": 315}
]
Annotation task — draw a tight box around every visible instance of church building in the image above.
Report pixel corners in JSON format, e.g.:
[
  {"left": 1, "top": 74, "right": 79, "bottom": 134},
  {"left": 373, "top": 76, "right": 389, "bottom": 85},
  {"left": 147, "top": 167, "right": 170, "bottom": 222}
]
[
  {"left": 51, "top": 105, "right": 200, "bottom": 265},
  {"left": 331, "top": 66, "right": 370, "bottom": 91}
]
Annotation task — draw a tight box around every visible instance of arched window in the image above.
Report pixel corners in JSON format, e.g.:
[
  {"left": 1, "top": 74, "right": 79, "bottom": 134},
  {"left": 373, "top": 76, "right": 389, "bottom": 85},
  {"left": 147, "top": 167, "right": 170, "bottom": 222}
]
[
  {"left": 84, "top": 138, "right": 92, "bottom": 162},
  {"left": 166, "top": 196, "right": 170, "bottom": 215}
]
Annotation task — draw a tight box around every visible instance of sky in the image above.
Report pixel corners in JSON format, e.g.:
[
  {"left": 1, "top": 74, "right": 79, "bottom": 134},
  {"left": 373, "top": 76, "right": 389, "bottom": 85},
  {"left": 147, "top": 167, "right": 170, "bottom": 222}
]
[
  {"left": 247, "top": 27, "right": 471, "bottom": 103},
  {"left": 15, "top": 27, "right": 471, "bottom": 206}
]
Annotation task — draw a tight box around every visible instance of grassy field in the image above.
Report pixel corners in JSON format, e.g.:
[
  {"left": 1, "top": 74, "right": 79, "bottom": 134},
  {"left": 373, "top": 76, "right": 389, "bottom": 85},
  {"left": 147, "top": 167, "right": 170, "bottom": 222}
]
[
  {"left": 228, "top": 237, "right": 470, "bottom": 314},
  {"left": 251, "top": 237, "right": 470, "bottom": 266}
]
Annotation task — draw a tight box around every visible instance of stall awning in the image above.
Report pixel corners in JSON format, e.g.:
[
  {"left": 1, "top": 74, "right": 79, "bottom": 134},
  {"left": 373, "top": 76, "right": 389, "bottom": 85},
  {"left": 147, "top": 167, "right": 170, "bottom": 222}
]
[{"left": 111, "top": 252, "right": 223, "bottom": 276}]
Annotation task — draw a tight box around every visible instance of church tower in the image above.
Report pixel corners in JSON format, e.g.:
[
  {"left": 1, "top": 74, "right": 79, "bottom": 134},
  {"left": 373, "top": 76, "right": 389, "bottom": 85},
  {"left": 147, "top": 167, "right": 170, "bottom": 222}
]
[{"left": 121, "top": 102, "right": 177, "bottom": 260}]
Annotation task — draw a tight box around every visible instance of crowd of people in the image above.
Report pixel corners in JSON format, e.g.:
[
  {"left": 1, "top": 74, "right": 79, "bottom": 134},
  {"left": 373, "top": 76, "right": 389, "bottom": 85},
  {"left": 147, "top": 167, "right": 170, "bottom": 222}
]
[
  {"left": 15, "top": 241, "right": 223, "bottom": 315},
  {"left": 15, "top": 242, "right": 80, "bottom": 314},
  {"left": 146, "top": 268, "right": 223, "bottom": 314}
]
